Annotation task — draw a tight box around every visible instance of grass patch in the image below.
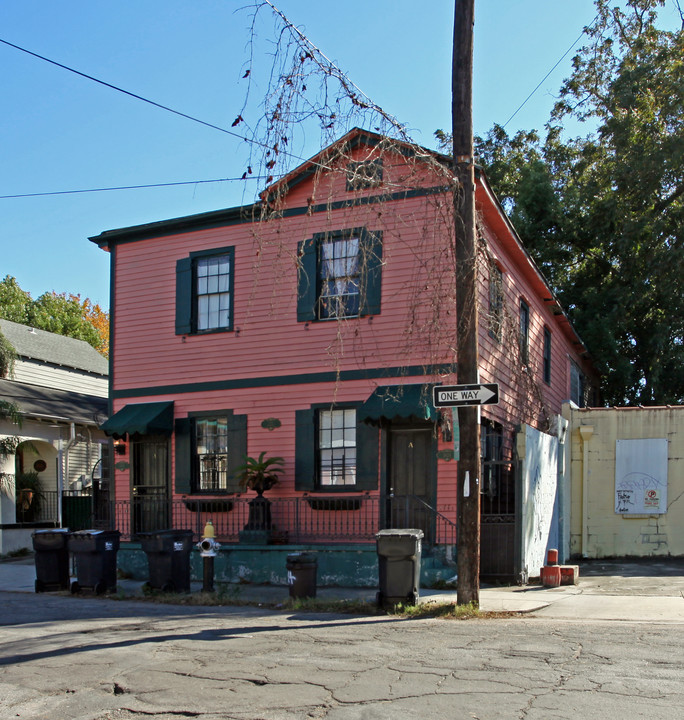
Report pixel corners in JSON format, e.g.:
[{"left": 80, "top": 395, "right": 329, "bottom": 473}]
[{"left": 110, "top": 585, "right": 512, "bottom": 619}]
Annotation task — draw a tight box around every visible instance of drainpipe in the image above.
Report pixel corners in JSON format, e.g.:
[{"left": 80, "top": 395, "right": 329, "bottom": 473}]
[{"left": 578, "top": 425, "right": 594, "bottom": 558}]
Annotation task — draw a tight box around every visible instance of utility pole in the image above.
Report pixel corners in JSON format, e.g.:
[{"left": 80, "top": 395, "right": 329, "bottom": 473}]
[{"left": 452, "top": 0, "right": 481, "bottom": 606}]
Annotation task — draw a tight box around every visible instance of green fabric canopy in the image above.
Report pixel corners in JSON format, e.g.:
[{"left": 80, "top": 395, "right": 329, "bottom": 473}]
[
  {"left": 101, "top": 401, "right": 174, "bottom": 438},
  {"left": 359, "top": 385, "right": 437, "bottom": 424}
]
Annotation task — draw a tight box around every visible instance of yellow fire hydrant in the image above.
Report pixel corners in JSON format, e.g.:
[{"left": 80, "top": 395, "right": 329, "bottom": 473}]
[{"left": 197, "top": 520, "right": 220, "bottom": 592}]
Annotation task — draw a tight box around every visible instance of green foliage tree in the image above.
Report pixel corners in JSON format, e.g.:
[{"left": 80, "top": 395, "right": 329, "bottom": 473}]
[
  {"left": 444, "top": 0, "right": 683, "bottom": 405},
  {"left": 0, "top": 275, "right": 32, "bottom": 324},
  {"left": 0, "top": 276, "right": 109, "bottom": 357}
]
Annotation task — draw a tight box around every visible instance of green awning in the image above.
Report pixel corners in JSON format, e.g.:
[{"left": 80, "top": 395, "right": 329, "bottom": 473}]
[
  {"left": 101, "top": 401, "right": 174, "bottom": 438},
  {"left": 359, "top": 385, "right": 437, "bottom": 425}
]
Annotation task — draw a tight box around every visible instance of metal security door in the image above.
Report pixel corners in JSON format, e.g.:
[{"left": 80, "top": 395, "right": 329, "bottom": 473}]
[{"left": 131, "top": 436, "right": 169, "bottom": 535}]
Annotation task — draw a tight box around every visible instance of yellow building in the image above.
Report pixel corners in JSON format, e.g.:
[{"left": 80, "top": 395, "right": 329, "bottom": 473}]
[{"left": 564, "top": 404, "right": 684, "bottom": 558}]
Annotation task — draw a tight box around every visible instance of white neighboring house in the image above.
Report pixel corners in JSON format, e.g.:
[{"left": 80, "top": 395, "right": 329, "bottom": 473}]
[{"left": 0, "top": 319, "right": 109, "bottom": 554}]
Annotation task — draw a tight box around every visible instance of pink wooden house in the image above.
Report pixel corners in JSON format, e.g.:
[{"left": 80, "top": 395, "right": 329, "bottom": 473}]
[{"left": 92, "top": 129, "right": 597, "bottom": 580}]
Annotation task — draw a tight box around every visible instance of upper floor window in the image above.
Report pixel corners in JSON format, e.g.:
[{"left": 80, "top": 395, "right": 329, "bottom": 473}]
[
  {"left": 570, "top": 361, "right": 586, "bottom": 407},
  {"left": 297, "top": 228, "right": 382, "bottom": 322},
  {"left": 196, "top": 255, "right": 231, "bottom": 331},
  {"left": 175, "top": 246, "right": 234, "bottom": 335},
  {"left": 318, "top": 235, "right": 360, "bottom": 319},
  {"left": 346, "top": 159, "right": 383, "bottom": 191},
  {"left": 543, "top": 327, "right": 552, "bottom": 384},
  {"left": 519, "top": 300, "right": 530, "bottom": 364},
  {"left": 488, "top": 264, "right": 504, "bottom": 342}
]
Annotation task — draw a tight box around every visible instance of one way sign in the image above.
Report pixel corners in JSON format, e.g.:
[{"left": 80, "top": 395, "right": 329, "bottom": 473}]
[{"left": 432, "top": 383, "right": 500, "bottom": 408}]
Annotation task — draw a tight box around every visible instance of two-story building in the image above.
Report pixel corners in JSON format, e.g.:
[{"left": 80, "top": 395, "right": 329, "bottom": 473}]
[{"left": 92, "top": 129, "right": 598, "bottom": 581}]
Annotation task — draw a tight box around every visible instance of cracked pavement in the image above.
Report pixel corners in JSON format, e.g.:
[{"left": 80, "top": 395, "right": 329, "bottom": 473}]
[{"left": 2, "top": 591, "right": 684, "bottom": 719}]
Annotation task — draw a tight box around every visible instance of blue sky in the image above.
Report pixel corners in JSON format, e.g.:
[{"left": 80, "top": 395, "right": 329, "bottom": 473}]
[{"left": 1, "top": 0, "right": 655, "bottom": 309}]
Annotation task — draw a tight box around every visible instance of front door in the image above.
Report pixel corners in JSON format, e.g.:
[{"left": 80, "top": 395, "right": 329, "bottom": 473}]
[
  {"left": 131, "top": 436, "right": 170, "bottom": 535},
  {"left": 387, "top": 424, "right": 435, "bottom": 543}
]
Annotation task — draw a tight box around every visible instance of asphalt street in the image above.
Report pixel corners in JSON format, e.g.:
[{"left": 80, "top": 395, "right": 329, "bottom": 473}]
[{"left": 2, "top": 557, "right": 684, "bottom": 719}]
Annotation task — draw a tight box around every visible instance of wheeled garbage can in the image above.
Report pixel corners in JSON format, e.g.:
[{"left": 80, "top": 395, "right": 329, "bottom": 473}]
[
  {"left": 286, "top": 552, "right": 317, "bottom": 599},
  {"left": 376, "top": 528, "right": 424, "bottom": 608},
  {"left": 32, "top": 528, "right": 70, "bottom": 592},
  {"left": 139, "top": 529, "right": 194, "bottom": 593},
  {"left": 68, "top": 529, "right": 120, "bottom": 594}
]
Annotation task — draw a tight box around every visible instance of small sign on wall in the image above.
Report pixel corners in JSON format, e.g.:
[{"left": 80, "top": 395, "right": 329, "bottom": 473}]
[{"left": 615, "top": 438, "right": 668, "bottom": 514}]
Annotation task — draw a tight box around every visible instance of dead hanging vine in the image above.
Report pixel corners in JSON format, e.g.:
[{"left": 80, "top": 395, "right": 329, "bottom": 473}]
[{"left": 230, "top": 1, "right": 553, "bottom": 430}]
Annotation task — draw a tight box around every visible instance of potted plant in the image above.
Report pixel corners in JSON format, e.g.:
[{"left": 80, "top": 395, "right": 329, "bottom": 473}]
[
  {"left": 236, "top": 452, "right": 284, "bottom": 497},
  {"left": 15, "top": 470, "right": 45, "bottom": 522},
  {"left": 236, "top": 452, "right": 284, "bottom": 544}
]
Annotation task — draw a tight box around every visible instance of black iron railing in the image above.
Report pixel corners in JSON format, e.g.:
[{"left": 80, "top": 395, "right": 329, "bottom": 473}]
[
  {"left": 13, "top": 489, "right": 110, "bottom": 530},
  {"left": 109, "top": 494, "right": 457, "bottom": 547},
  {"left": 12, "top": 491, "right": 457, "bottom": 549}
]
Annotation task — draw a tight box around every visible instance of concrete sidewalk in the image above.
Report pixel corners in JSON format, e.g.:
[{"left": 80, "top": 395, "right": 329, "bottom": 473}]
[{"left": 3, "top": 554, "right": 684, "bottom": 621}]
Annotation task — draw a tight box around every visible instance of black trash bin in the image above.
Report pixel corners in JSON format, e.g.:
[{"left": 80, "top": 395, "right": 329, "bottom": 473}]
[
  {"left": 138, "top": 529, "right": 194, "bottom": 593},
  {"left": 376, "top": 528, "right": 424, "bottom": 608},
  {"left": 32, "top": 528, "right": 70, "bottom": 592},
  {"left": 68, "top": 529, "right": 120, "bottom": 594},
  {"left": 286, "top": 552, "right": 317, "bottom": 599}
]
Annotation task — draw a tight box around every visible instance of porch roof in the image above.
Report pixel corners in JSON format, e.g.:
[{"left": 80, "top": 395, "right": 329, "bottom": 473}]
[
  {"left": 359, "top": 384, "right": 437, "bottom": 425},
  {"left": 0, "top": 378, "right": 107, "bottom": 427},
  {"left": 101, "top": 401, "right": 174, "bottom": 438}
]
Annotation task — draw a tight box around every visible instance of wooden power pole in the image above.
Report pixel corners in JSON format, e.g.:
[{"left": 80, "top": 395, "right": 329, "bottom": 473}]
[{"left": 452, "top": 0, "right": 481, "bottom": 606}]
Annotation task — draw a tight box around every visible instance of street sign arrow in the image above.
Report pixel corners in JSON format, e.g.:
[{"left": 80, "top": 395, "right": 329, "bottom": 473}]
[{"left": 432, "top": 383, "right": 500, "bottom": 408}]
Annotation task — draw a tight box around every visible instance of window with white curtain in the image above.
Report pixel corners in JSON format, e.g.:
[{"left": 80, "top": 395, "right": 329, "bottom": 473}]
[{"left": 318, "top": 235, "right": 360, "bottom": 319}]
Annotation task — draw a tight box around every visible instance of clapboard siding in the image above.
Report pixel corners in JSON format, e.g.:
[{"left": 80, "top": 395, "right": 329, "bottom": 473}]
[
  {"left": 13, "top": 358, "right": 108, "bottom": 397},
  {"left": 100, "top": 131, "right": 597, "bottom": 518}
]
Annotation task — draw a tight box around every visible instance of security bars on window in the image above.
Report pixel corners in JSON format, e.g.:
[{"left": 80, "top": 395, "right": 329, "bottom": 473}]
[
  {"left": 318, "top": 408, "right": 357, "bottom": 486},
  {"left": 196, "top": 418, "right": 229, "bottom": 491}
]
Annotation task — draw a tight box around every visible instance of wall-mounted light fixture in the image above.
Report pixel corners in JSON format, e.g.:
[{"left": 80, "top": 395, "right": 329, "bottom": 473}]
[{"left": 113, "top": 439, "right": 127, "bottom": 455}]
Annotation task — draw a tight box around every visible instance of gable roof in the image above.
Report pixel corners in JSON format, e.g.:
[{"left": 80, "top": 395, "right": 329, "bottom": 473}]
[
  {"left": 87, "top": 128, "right": 591, "bottom": 362},
  {"left": 0, "top": 319, "right": 108, "bottom": 376}
]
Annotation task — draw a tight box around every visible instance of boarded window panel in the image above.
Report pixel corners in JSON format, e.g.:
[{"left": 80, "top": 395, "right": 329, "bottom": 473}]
[{"left": 615, "top": 438, "right": 668, "bottom": 514}]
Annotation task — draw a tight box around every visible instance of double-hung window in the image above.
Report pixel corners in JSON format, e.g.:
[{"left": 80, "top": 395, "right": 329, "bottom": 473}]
[
  {"left": 196, "top": 255, "right": 231, "bottom": 331},
  {"left": 318, "top": 235, "right": 360, "bottom": 319},
  {"left": 176, "top": 246, "right": 234, "bottom": 335},
  {"left": 297, "top": 228, "right": 382, "bottom": 322},
  {"left": 294, "top": 404, "right": 378, "bottom": 492},
  {"left": 519, "top": 299, "right": 530, "bottom": 364},
  {"left": 174, "top": 411, "right": 246, "bottom": 494},
  {"left": 488, "top": 265, "right": 504, "bottom": 342},
  {"left": 318, "top": 408, "right": 357, "bottom": 486},
  {"left": 195, "top": 417, "right": 229, "bottom": 491},
  {"left": 543, "top": 327, "right": 552, "bottom": 384}
]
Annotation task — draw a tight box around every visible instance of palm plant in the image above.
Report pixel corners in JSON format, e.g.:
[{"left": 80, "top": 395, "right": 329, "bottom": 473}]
[{"left": 236, "top": 452, "right": 284, "bottom": 496}]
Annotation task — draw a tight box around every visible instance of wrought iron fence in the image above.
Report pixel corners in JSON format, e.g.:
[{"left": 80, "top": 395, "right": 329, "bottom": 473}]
[
  {"left": 109, "top": 494, "right": 457, "bottom": 548},
  {"left": 13, "top": 489, "right": 109, "bottom": 530},
  {"left": 12, "top": 489, "right": 457, "bottom": 549}
]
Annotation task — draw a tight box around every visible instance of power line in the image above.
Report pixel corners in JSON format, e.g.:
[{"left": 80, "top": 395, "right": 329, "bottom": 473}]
[
  {"left": 501, "top": 16, "right": 598, "bottom": 130},
  {"left": 0, "top": 176, "right": 266, "bottom": 200}
]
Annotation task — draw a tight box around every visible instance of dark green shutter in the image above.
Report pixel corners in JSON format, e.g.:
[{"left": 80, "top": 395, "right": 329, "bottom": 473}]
[
  {"left": 226, "top": 414, "right": 247, "bottom": 492},
  {"left": 174, "top": 417, "right": 192, "bottom": 493},
  {"left": 355, "top": 411, "right": 379, "bottom": 490},
  {"left": 297, "top": 239, "right": 317, "bottom": 322},
  {"left": 175, "top": 257, "right": 193, "bottom": 335},
  {"left": 295, "top": 409, "right": 315, "bottom": 490},
  {"left": 359, "top": 230, "right": 382, "bottom": 316}
]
